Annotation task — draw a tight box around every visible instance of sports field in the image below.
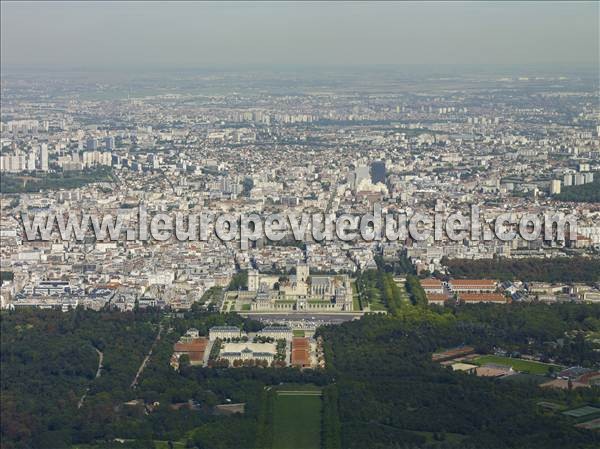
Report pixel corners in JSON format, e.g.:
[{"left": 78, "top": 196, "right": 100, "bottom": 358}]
[
  {"left": 473, "top": 355, "right": 562, "bottom": 375},
  {"left": 272, "top": 386, "right": 322, "bottom": 449},
  {"left": 563, "top": 406, "right": 600, "bottom": 418}
]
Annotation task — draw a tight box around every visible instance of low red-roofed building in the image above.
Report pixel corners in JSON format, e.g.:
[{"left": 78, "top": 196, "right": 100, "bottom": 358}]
[
  {"left": 427, "top": 293, "right": 448, "bottom": 306},
  {"left": 421, "top": 279, "right": 444, "bottom": 294},
  {"left": 459, "top": 293, "right": 509, "bottom": 304},
  {"left": 449, "top": 279, "right": 497, "bottom": 293},
  {"left": 173, "top": 337, "right": 208, "bottom": 366},
  {"left": 432, "top": 346, "right": 475, "bottom": 362}
]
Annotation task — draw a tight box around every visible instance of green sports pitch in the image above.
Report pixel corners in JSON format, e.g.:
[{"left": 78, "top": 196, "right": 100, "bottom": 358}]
[
  {"left": 473, "top": 355, "right": 563, "bottom": 375},
  {"left": 272, "top": 386, "right": 322, "bottom": 449}
]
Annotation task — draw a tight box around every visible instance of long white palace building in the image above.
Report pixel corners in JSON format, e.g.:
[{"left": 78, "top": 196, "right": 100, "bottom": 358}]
[{"left": 242, "top": 263, "right": 354, "bottom": 312}]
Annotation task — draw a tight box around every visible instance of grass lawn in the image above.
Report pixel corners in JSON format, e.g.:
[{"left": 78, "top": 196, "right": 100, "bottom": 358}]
[
  {"left": 356, "top": 277, "right": 388, "bottom": 311},
  {"left": 407, "top": 430, "right": 467, "bottom": 445},
  {"left": 73, "top": 440, "right": 187, "bottom": 449},
  {"left": 351, "top": 281, "right": 362, "bottom": 311},
  {"left": 473, "top": 355, "right": 562, "bottom": 375},
  {"left": 154, "top": 441, "right": 187, "bottom": 449},
  {"left": 293, "top": 330, "right": 305, "bottom": 337},
  {"left": 500, "top": 373, "right": 548, "bottom": 385},
  {"left": 397, "top": 284, "right": 411, "bottom": 303},
  {"left": 272, "top": 386, "right": 322, "bottom": 449},
  {"left": 367, "top": 288, "right": 386, "bottom": 311},
  {"left": 352, "top": 295, "right": 361, "bottom": 311},
  {"left": 370, "top": 300, "right": 387, "bottom": 311},
  {"left": 563, "top": 406, "right": 600, "bottom": 419}
]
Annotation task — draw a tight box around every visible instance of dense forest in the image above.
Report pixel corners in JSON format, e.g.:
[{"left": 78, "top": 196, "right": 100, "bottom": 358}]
[
  {"left": 556, "top": 176, "right": 600, "bottom": 203},
  {"left": 443, "top": 256, "right": 600, "bottom": 283},
  {"left": 1, "top": 294, "right": 599, "bottom": 448},
  {"left": 318, "top": 305, "right": 600, "bottom": 449},
  {"left": 1, "top": 308, "right": 160, "bottom": 448}
]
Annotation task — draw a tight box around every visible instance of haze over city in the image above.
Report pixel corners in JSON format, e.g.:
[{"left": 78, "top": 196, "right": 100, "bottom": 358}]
[{"left": 1, "top": 1, "right": 599, "bottom": 69}]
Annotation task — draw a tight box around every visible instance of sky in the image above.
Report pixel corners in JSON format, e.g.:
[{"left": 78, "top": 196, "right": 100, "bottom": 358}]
[{"left": 1, "top": 1, "right": 598, "bottom": 70}]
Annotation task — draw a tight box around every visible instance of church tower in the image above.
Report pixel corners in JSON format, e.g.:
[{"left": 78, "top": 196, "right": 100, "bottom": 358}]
[
  {"left": 248, "top": 269, "right": 259, "bottom": 292},
  {"left": 296, "top": 264, "right": 309, "bottom": 284}
]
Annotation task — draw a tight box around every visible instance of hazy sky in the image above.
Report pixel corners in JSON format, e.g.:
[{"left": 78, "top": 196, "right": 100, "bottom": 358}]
[{"left": 1, "top": 1, "right": 598, "bottom": 69}]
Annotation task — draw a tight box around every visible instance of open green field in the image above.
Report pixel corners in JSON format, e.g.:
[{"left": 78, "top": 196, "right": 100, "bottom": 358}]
[
  {"left": 272, "top": 386, "right": 322, "bottom": 449},
  {"left": 355, "top": 271, "right": 390, "bottom": 311},
  {"left": 367, "top": 289, "right": 386, "bottom": 311},
  {"left": 473, "top": 355, "right": 562, "bottom": 375},
  {"left": 73, "top": 440, "right": 186, "bottom": 449},
  {"left": 407, "top": 430, "right": 467, "bottom": 445},
  {"left": 396, "top": 283, "right": 411, "bottom": 303},
  {"left": 500, "top": 373, "right": 549, "bottom": 385},
  {"left": 154, "top": 441, "right": 186, "bottom": 449},
  {"left": 563, "top": 406, "right": 600, "bottom": 418}
]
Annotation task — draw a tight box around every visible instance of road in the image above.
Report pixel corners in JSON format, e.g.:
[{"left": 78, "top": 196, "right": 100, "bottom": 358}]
[
  {"left": 130, "top": 324, "right": 163, "bottom": 389},
  {"left": 77, "top": 347, "right": 104, "bottom": 409},
  {"left": 94, "top": 348, "right": 104, "bottom": 378},
  {"left": 242, "top": 313, "right": 361, "bottom": 325}
]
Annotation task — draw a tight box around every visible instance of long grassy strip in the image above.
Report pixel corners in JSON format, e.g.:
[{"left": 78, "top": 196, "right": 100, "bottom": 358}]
[
  {"left": 322, "top": 385, "right": 342, "bottom": 449},
  {"left": 255, "top": 388, "right": 274, "bottom": 449}
]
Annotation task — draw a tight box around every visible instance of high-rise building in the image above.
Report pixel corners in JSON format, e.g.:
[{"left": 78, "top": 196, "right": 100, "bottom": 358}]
[
  {"left": 149, "top": 153, "right": 160, "bottom": 169},
  {"left": 370, "top": 160, "right": 386, "bottom": 184},
  {"left": 579, "top": 163, "right": 590, "bottom": 172},
  {"left": 39, "top": 143, "right": 48, "bottom": 171},
  {"left": 550, "top": 180, "right": 561, "bottom": 195},
  {"left": 563, "top": 173, "right": 573, "bottom": 186},
  {"left": 355, "top": 166, "right": 370, "bottom": 187},
  {"left": 86, "top": 138, "right": 98, "bottom": 150},
  {"left": 27, "top": 152, "right": 36, "bottom": 171},
  {"left": 13, "top": 154, "right": 26, "bottom": 171},
  {"left": 105, "top": 136, "right": 115, "bottom": 150}
]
